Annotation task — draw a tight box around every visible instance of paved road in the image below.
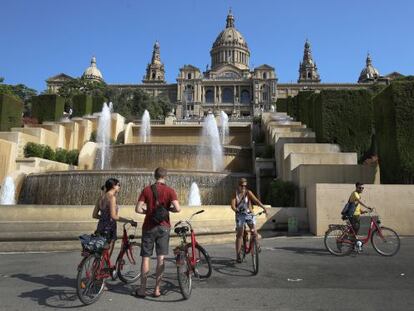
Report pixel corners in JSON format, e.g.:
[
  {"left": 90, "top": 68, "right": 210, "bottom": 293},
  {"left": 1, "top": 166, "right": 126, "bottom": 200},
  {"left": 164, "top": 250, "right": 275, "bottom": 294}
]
[{"left": 0, "top": 237, "right": 413, "bottom": 311}]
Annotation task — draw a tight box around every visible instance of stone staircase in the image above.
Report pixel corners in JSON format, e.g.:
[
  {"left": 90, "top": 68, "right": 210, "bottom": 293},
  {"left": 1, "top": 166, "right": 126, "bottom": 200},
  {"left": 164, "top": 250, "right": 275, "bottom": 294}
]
[{"left": 262, "top": 112, "right": 379, "bottom": 208}]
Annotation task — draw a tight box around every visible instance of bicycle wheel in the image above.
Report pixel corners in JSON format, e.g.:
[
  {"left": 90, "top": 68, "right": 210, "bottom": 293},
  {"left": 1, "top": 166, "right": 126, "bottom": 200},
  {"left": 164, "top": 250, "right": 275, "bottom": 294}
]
[
  {"left": 187, "top": 243, "right": 212, "bottom": 279},
  {"left": 177, "top": 253, "right": 192, "bottom": 300},
  {"left": 251, "top": 238, "right": 259, "bottom": 275},
  {"left": 117, "top": 242, "right": 141, "bottom": 283},
  {"left": 324, "top": 227, "right": 354, "bottom": 256},
  {"left": 76, "top": 254, "right": 105, "bottom": 305},
  {"left": 371, "top": 227, "right": 400, "bottom": 256}
]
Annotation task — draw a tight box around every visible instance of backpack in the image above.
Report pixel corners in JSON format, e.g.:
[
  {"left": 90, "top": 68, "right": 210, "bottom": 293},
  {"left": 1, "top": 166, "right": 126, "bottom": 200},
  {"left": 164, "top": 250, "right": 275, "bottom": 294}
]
[
  {"left": 341, "top": 201, "right": 356, "bottom": 220},
  {"left": 151, "top": 184, "right": 169, "bottom": 224}
]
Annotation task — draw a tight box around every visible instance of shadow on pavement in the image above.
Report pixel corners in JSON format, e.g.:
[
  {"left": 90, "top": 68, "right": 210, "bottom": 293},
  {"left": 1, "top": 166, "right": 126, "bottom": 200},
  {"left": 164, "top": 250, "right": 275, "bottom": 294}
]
[
  {"left": 11, "top": 273, "right": 81, "bottom": 309},
  {"left": 210, "top": 256, "right": 256, "bottom": 277},
  {"left": 267, "top": 246, "right": 330, "bottom": 256}
]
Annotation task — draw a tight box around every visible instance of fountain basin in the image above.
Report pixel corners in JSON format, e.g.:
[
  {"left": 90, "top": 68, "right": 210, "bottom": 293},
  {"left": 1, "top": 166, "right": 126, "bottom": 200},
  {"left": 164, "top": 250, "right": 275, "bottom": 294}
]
[
  {"left": 109, "top": 143, "right": 253, "bottom": 173},
  {"left": 18, "top": 170, "right": 255, "bottom": 205}
]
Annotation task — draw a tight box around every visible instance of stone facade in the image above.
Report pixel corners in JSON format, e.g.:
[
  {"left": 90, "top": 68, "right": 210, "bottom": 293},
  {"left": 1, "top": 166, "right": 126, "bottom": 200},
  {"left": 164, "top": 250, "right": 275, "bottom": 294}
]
[{"left": 46, "top": 11, "right": 390, "bottom": 118}]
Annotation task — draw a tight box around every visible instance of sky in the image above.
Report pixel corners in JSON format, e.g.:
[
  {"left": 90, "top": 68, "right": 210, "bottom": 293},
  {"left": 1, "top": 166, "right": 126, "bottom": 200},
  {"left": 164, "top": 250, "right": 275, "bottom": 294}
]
[{"left": 1, "top": 0, "right": 413, "bottom": 92}]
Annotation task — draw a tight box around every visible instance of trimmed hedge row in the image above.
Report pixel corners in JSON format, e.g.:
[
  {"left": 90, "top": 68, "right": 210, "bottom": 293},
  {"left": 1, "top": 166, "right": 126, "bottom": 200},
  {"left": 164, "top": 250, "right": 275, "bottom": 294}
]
[
  {"left": 265, "top": 179, "right": 297, "bottom": 207},
  {"left": 72, "top": 94, "right": 93, "bottom": 117},
  {"left": 0, "top": 93, "right": 23, "bottom": 131},
  {"left": 24, "top": 142, "right": 79, "bottom": 166},
  {"left": 373, "top": 82, "right": 414, "bottom": 184},
  {"left": 31, "top": 94, "right": 65, "bottom": 123}
]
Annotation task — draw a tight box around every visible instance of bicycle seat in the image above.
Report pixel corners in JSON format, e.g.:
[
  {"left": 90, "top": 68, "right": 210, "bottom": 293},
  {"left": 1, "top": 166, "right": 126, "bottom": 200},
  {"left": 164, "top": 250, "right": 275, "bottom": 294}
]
[{"left": 174, "top": 226, "right": 189, "bottom": 235}]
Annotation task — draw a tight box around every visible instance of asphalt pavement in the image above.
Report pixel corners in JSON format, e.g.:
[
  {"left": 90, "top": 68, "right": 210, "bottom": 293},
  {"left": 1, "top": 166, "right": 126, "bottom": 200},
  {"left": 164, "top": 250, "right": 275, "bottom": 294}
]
[{"left": 0, "top": 236, "right": 413, "bottom": 311}]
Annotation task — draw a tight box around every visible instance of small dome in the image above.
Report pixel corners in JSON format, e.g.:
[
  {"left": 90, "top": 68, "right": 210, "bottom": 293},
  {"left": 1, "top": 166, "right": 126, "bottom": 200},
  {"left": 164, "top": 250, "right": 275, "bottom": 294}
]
[
  {"left": 82, "top": 56, "right": 103, "bottom": 81},
  {"left": 358, "top": 54, "right": 380, "bottom": 82}
]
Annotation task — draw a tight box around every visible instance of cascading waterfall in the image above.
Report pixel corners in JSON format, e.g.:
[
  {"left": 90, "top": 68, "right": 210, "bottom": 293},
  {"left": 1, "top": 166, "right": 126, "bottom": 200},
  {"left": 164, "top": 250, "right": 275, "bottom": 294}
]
[
  {"left": 96, "top": 102, "right": 111, "bottom": 170},
  {"left": 140, "top": 110, "right": 151, "bottom": 143},
  {"left": 0, "top": 176, "right": 16, "bottom": 205},
  {"left": 188, "top": 182, "right": 202, "bottom": 206},
  {"left": 220, "top": 111, "right": 229, "bottom": 145},
  {"left": 197, "top": 113, "right": 224, "bottom": 172}
]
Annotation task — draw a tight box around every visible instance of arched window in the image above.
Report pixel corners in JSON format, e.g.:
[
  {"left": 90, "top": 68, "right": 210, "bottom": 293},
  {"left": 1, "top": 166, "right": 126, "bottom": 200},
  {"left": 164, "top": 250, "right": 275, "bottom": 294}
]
[
  {"left": 263, "top": 72, "right": 267, "bottom": 79},
  {"left": 205, "top": 90, "right": 214, "bottom": 103},
  {"left": 307, "top": 72, "right": 312, "bottom": 79},
  {"left": 222, "top": 88, "right": 234, "bottom": 103},
  {"left": 188, "top": 73, "right": 192, "bottom": 80},
  {"left": 152, "top": 72, "right": 156, "bottom": 79},
  {"left": 240, "top": 90, "right": 250, "bottom": 104}
]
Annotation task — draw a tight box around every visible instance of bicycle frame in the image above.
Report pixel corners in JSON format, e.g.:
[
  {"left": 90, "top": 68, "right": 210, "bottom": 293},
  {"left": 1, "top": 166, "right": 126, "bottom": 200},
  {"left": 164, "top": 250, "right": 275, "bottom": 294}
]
[
  {"left": 116, "top": 223, "right": 138, "bottom": 268},
  {"left": 342, "top": 214, "right": 382, "bottom": 246},
  {"left": 174, "top": 210, "right": 204, "bottom": 270},
  {"left": 242, "top": 211, "right": 264, "bottom": 254}
]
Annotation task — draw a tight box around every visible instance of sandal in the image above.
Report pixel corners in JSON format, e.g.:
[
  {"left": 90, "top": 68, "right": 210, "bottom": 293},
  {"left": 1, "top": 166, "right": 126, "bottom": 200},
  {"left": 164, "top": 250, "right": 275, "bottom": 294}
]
[{"left": 131, "top": 289, "right": 146, "bottom": 298}]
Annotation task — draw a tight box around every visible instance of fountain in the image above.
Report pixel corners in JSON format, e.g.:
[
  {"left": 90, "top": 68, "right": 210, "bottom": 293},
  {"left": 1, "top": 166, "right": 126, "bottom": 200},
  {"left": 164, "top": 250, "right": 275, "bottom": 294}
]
[
  {"left": 0, "top": 176, "right": 16, "bottom": 205},
  {"left": 197, "top": 113, "right": 224, "bottom": 172},
  {"left": 95, "top": 102, "right": 111, "bottom": 169},
  {"left": 220, "top": 111, "right": 229, "bottom": 145},
  {"left": 188, "top": 182, "right": 202, "bottom": 206},
  {"left": 140, "top": 110, "right": 151, "bottom": 143}
]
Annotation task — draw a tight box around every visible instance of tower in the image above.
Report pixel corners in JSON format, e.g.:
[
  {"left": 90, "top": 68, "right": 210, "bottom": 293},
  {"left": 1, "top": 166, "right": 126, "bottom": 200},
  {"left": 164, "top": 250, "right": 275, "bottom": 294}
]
[
  {"left": 298, "top": 40, "right": 320, "bottom": 83},
  {"left": 358, "top": 53, "right": 380, "bottom": 83},
  {"left": 143, "top": 41, "right": 166, "bottom": 83}
]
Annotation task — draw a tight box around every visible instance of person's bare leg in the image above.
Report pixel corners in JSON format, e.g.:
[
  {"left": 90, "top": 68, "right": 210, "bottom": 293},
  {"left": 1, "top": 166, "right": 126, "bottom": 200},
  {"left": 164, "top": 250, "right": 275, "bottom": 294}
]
[
  {"left": 154, "top": 255, "right": 165, "bottom": 296},
  {"left": 137, "top": 257, "right": 150, "bottom": 296},
  {"left": 236, "top": 227, "right": 244, "bottom": 260}
]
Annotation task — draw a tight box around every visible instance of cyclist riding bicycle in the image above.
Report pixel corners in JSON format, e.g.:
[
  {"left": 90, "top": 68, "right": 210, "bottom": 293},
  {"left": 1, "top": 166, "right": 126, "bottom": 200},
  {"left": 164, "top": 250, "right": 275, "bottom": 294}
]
[
  {"left": 345, "top": 182, "right": 372, "bottom": 251},
  {"left": 231, "top": 178, "right": 267, "bottom": 263}
]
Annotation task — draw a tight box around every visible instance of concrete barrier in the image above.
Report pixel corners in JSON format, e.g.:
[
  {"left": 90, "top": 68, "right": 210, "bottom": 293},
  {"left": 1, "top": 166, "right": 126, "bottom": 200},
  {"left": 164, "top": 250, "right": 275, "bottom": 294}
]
[
  {"left": 0, "top": 205, "right": 308, "bottom": 252},
  {"left": 306, "top": 183, "right": 414, "bottom": 236}
]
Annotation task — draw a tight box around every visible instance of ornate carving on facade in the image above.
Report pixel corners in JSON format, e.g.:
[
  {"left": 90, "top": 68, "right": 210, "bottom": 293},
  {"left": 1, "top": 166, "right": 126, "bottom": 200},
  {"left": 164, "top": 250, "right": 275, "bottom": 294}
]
[
  {"left": 298, "top": 40, "right": 320, "bottom": 83},
  {"left": 82, "top": 56, "right": 104, "bottom": 82},
  {"left": 143, "top": 41, "right": 166, "bottom": 84}
]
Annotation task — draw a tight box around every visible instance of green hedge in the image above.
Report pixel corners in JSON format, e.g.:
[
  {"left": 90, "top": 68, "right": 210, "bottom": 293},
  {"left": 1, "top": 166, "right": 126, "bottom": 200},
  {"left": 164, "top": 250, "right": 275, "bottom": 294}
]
[
  {"left": 308, "top": 90, "right": 373, "bottom": 161},
  {"left": 72, "top": 94, "right": 93, "bottom": 117},
  {"left": 0, "top": 93, "right": 23, "bottom": 131},
  {"left": 296, "top": 91, "right": 316, "bottom": 129},
  {"left": 373, "top": 82, "right": 414, "bottom": 183},
  {"left": 31, "top": 94, "right": 65, "bottom": 123},
  {"left": 92, "top": 96, "right": 106, "bottom": 113},
  {"left": 23, "top": 142, "right": 79, "bottom": 166},
  {"left": 276, "top": 98, "right": 289, "bottom": 112},
  {"left": 265, "top": 179, "right": 297, "bottom": 207}
]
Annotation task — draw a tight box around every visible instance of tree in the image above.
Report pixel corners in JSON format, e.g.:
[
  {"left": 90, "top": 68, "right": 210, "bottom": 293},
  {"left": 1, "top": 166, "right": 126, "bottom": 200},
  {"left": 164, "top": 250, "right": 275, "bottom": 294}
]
[
  {"left": 0, "top": 78, "right": 37, "bottom": 115},
  {"left": 58, "top": 77, "right": 107, "bottom": 109}
]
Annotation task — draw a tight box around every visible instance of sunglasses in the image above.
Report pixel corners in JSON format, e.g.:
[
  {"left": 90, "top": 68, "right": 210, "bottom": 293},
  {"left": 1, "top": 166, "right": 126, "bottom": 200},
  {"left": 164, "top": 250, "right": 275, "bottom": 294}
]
[
  {"left": 240, "top": 184, "right": 247, "bottom": 188},
  {"left": 358, "top": 186, "right": 364, "bottom": 190}
]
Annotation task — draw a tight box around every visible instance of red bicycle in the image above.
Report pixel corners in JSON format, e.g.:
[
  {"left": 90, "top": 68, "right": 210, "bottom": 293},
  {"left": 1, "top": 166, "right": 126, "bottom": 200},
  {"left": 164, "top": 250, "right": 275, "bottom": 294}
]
[
  {"left": 240, "top": 211, "right": 265, "bottom": 275},
  {"left": 76, "top": 221, "right": 141, "bottom": 305},
  {"left": 173, "top": 210, "right": 212, "bottom": 299},
  {"left": 324, "top": 208, "right": 400, "bottom": 256}
]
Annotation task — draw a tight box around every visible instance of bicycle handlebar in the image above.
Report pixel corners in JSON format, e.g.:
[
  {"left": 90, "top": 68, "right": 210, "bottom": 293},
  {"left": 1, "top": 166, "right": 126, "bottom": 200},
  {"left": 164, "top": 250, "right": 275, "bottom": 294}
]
[{"left": 174, "top": 210, "right": 204, "bottom": 229}]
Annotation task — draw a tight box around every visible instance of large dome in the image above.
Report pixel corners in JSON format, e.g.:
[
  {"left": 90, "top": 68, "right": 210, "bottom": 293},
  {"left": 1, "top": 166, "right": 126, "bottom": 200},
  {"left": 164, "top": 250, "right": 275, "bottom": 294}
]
[
  {"left": 210, "top": 10, "right": 250, "bottom": 70},
  {"left": 82, "top": 56, "right": 103, "bottom": 82}
]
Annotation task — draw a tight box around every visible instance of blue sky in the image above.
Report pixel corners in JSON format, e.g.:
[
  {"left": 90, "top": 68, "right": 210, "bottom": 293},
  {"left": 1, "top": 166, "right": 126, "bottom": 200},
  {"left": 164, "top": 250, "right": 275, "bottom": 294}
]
[{"left": 1, "top": 0, "right": 413, "bottom": 92}]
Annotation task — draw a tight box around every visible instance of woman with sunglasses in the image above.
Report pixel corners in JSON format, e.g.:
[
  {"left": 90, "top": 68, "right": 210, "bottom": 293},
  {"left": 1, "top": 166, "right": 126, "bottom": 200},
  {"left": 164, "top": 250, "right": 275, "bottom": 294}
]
[{"left": 231, "top": 178, "right": 267, "bottom": 263}]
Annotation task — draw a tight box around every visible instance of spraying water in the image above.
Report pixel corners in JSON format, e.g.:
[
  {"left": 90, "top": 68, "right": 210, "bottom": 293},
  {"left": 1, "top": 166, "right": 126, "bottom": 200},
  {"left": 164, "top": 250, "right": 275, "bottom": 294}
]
[
  {"left": 197, "top": 113, "right": 224, "bottom": 172},
  {"left": 0, "top": 176, "right": 16, "bottom": 205},
  {"left": 96, "top": 102, "right": 111, "bottom": 170},
  {"left": 140, "top": 110, "right": 151, "bottom": 143},
  {"left": 188, "top": 182, "right": 202, "bottom": 206},
  {"left": 220, "top": 111, "right": 229, "bottom": 145}
]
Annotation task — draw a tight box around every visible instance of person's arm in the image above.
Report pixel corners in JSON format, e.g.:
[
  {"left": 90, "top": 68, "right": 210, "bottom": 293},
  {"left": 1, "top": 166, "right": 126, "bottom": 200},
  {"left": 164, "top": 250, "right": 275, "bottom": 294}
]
[
  {"left": 135, "top": 200, "right": 147, "bottom": 214},
  {"left": 248, "top": 190, "right": 267, "bottom": 214},
  {"left": 231, "top": 196, "right": 237, "bottom": 213},
  {"left": 109, "top": 195, "right": 134, "bottom": 223},
  {"left": 170, "top": 200, "right": 181, "bottom": 213},
  {"left": 92, "top": 198, "right": 101, "bottom": 220}
]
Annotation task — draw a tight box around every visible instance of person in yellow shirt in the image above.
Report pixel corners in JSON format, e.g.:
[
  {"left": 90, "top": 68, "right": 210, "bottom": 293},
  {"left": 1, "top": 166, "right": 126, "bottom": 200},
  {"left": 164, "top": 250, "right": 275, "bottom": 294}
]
[{"left": 348, "top": 182, "right": 372, "bottom": 234}]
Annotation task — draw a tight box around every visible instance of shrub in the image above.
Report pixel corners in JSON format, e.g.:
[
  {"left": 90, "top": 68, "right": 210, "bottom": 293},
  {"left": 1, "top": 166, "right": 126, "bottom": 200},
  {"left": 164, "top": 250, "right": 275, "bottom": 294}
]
[
  {"left": 42, "top": 145, "right": 55, "bottom": 161},
  {"left": 265, "top": 179, "right": 297, "bottom": 207},
  {"left": 24, "top": 142, "right": 44, "bottom": 158},
  {"left": 373, "top": 81, "right": 414, "bottom": 183},
  {"left": 0, "top": 94, "right": 23, "bottom": 131},
  {"left": 72, "top": 94, "right": 93, "bottom": 117},
  {"left": 55, "top": 148, "right": 68, "bottom": 163},
  {"left": 66, "top": 149, "right": 79, "bottom": 165},
  {"left": 31, "top": 94, "right": 65, "bottom": 123}
]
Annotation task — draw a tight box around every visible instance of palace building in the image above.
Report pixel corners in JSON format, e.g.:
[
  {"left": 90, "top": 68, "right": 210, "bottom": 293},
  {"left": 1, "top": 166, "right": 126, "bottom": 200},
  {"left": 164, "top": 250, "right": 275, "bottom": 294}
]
[{"left": 46, "top": 10, "right": 391, "bottom": 118}]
